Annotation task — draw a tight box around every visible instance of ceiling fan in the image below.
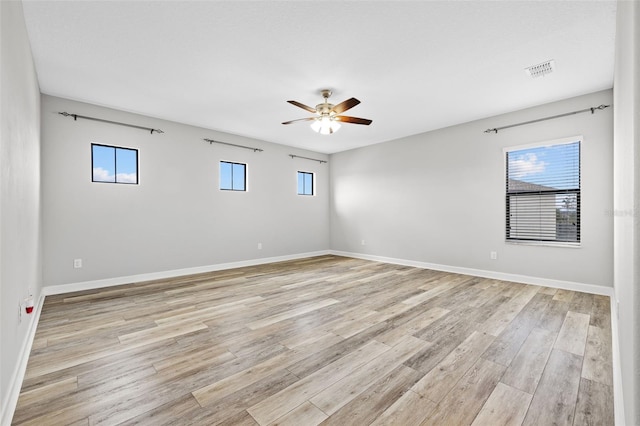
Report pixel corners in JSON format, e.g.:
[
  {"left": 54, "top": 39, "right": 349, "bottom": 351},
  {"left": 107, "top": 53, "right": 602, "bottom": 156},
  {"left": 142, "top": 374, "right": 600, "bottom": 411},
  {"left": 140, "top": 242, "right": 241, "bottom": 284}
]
[{"left": 282, "top": 89, "right": 372, "bottom": 135}]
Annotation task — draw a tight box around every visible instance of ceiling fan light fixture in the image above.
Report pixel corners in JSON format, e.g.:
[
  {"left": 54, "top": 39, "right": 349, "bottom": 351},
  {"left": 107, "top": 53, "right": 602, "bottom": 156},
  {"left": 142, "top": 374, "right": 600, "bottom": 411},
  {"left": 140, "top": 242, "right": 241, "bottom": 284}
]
[
  {"left": 284, "top": 89, "right": 370, "bottom": 134},
  {"left": 311, "top": 116, "right": 341, "bottom": 135}
]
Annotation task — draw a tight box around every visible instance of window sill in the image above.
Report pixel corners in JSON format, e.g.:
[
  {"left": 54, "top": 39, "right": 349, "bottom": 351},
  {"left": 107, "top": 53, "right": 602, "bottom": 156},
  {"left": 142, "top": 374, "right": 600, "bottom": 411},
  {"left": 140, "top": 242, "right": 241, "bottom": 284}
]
[{"left": 505, "top": 240, "right": 581, "bottom": 248}]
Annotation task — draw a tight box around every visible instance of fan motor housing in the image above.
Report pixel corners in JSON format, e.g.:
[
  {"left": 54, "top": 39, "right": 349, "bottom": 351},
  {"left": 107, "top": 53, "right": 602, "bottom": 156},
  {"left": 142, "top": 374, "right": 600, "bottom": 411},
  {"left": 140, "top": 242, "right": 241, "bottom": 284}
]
[{"left": 316, "top": 103, "right": 335, "bottom": 115}]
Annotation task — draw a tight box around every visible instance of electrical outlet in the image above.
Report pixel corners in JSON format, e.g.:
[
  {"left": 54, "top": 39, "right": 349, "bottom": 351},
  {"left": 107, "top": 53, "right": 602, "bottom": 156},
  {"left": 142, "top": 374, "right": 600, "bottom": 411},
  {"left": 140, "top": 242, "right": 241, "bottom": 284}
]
[
  {"left": 257, "top": 243, "right": 262, "bottom": 250},
  {"left": 361, "top": 240, "right": 366, "bottom": 246},
  {"left": 73, "top": 258, "right": 82, "bottom": 269},
  {"left": 490, "top": 251, "right": 498, "bottom": 260}
]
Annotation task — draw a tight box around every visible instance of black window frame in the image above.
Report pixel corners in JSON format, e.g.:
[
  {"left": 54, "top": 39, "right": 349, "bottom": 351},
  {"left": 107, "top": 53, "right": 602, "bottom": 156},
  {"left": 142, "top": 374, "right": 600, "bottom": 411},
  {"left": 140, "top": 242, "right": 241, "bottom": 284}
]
[
  {"left": 505, "top": 139, "right": 581, "bottom": 244},
  {"left": 297, "top": 171, "right": 314, "bottom": 196},
  {"left": 219, "top": 160, "right": 247, "bottom": 192},
  {"left": 91, "top": 143, "right": 139, "bottom": 185}
]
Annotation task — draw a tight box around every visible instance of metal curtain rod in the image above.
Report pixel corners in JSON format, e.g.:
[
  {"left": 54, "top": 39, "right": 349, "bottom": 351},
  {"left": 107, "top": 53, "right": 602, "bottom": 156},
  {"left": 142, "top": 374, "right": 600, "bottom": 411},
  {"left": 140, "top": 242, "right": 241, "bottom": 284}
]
[
  {"left": 289, "top": 154, "right": 327, "bottom": 164},
  {"left": 203, "top": 138, "right": 263, "bottom": 152},
  {"left": 484, "top": 104, "right": 610, "bottom": 134},
  {"left": 58, "top": 112, "right": 164, "bottom": 134}
]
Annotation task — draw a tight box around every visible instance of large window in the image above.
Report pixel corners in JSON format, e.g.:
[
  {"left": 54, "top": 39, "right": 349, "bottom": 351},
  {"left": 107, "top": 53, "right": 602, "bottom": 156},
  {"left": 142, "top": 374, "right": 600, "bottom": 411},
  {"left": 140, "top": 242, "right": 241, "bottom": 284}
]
[
  {"left": 505, "top": 138, "right": 580, "bottom": 244},
  {"left": 220, "top": 161, "right": 246, "bottom": 191},
  {"left": 297, "top": 171, "right": 314, "bottom": 196},
  {"left": 92, "top": 143, "right": 138, "bottom": 184}
]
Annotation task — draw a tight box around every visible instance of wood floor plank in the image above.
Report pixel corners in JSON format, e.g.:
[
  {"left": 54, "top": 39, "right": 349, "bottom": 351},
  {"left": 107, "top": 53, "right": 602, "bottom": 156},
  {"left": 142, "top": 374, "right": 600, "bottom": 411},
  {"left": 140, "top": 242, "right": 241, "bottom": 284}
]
[
  {"left": 554, "top": 310, "right": 590, "bottom": 356},
  {"left": 482, "top": 293, "right": 551, "bottom": 367},
  {"left": 402, "top": 306, "right": 450, "bottom": 334},
  {"left": 247, "top": 340, "right": 390, "bottom": 425},
  {"left": 154, "top": 296, "right": 264, "bottom": 326},
  {"left": 309, "top": 334, "right": 427, "bottom": 415},
  {"left": 522, "top": 349, "right": 582, "bottom": 426},
  {"left": 590, "top": 295, "right": 612, "bottom": 329},
  {"left": 537, "top": 299, "right": 571, "bottom": 332},
  {"left": 537, "top": 286, "right": 558, "bottom": 296},
  {"left": 319, "top": 364, "right": 423, "bottom": 426},
  {"left": 192, "top": 349, "right": 307, "bottom": 407},
  {"left": 404, "top": 308, "right": 478, "bottom": 374},
  {"left": 374, "top": 325, "right": 414, "bottom": 347},
  {"left": 23, "top": 336, "right": 135, "bottom": 380},
  {"left": 216, "top": 409, "right": 259, "bottom": 426},
  {"left": 553, "top": 289, "right": 576, "bottom": 302},
  {"left": 421, "top": 357, "right": 506, "bottom": 426},
  {"left": 247, "top": 298, "right": 341, "bottom": 330},
  {"left": 574, "top": 377, "right": 615, "bottom": 426},
  {"left": 479, "top": 285, "right": 539, "bottom": 336},
  {"left": 280, "top": 330, "right": 342, "bottom": 351},
  {"left": 500, "top": 327, "right": 556, "bottom": 394},
  {"left": 85, "top": 346, "right": 288, "bottom": 425},
  {"left": 14, "top": 376, "right": 78, "bottom": 408},
  {"left": 153, "top": 346, "right": 235, "bottom": 373},
  {"left": 118, "top": 393, "right": 202, "bottom": 426},
  {"left": 12, "top": 256, "right": 614, "bottom": 426},
  {"left": 569, "top": 291, "right": 594, "bottom": 315},
  {"left": 412, "top": 330, "right": 495, "bottom": 403},
  {"left": 470, "top": 382, "right": 532, "bottom": 426},
  {"left": 369, "top": 390, "right": 435, "bottom": 426},
  {"left": 582, "top": 325, "right": 614, "bottom": 386},
  {"left": 284, "top": 320, "right": 393, "bottom": 380},
  {"left": 268, "top": 401, "right": 327, "bottom": 426},
  {"left": 44, "top": 319, "right": 128, "bottom": 346},
  {"left": 118, "top": 321, "right": 208, "bottom": 346},
  {"left": 401, "top": 281, "right": 461, "bottom": 306},
  {"left": 175, "top": 369, "right": 300, "bottom": 425}
]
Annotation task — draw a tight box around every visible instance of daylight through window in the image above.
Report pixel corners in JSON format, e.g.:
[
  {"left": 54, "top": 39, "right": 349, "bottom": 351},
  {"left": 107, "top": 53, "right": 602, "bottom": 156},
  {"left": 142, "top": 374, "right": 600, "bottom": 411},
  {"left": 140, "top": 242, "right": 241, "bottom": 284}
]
[
  {"left": 505, "top": 139, "right": 580, "bottom": 243},
  {"left": 297, "top": 171, "right": 314, "bottom": 196},
  {"left": 91, "top": 144, "right": 138, "bottom": 184},
  {"left": 220, "top": 161, "right": 246, "bottom": 191}
]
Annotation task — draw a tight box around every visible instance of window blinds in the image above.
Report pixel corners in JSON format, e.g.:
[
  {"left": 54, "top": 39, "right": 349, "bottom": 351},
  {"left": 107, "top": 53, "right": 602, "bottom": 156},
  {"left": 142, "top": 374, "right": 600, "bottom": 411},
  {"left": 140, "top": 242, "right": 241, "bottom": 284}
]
[{"left": 506, "top": 141, "right": 580, "bottom": 243}]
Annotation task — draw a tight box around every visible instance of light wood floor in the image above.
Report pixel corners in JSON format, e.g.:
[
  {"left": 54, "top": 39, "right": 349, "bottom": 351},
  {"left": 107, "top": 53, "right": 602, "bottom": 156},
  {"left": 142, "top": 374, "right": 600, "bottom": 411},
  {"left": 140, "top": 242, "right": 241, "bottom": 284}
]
[{"left": 13, "top": 255, "right": 614, "bottom": 425}]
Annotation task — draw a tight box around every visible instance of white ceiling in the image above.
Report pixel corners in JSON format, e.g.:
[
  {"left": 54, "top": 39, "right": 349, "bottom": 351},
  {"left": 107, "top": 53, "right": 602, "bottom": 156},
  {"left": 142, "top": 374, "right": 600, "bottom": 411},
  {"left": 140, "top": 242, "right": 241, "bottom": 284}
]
[{"left": 21, "top": 1, "right": 616, "bottom": 154}]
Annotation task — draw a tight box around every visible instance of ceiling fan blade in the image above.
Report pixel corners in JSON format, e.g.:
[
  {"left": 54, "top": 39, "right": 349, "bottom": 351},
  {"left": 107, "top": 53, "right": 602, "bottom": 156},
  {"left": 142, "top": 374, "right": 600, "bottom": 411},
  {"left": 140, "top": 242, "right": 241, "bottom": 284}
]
[
  {"left": 335, "top": 116, "right": 372, "bottom": 125},
  {"left": 331, "top": 97, "right": 360, "bottom": 114},
  {"left": 287, "top": 100, "right": 317, "bottom": 114},
  {"left": 282, "top": 117, "right": 316, "bottom": 125}
]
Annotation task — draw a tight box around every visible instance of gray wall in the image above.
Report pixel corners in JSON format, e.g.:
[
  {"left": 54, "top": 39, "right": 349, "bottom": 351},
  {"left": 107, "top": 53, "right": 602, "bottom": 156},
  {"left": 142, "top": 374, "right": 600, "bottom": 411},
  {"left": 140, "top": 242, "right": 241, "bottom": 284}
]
[
  {"left": 613, "top": 0, "right": 639, "bottom": 423},
  {"left": 330, "top": 89, "right": 613, "bottom": 288},
  {"left": 0, "top": 0, "right": 42, "bottom": 421},
  {"left": 41, "top": 95, "right": 330, "bottom": 287}
]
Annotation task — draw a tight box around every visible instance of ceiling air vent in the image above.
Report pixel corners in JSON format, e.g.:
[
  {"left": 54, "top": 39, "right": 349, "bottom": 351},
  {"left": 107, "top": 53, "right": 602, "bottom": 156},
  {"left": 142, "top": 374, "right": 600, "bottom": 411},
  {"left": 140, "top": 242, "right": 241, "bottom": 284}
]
[{"left": 525, "top": 60, "right": 555, "bottom": 78}]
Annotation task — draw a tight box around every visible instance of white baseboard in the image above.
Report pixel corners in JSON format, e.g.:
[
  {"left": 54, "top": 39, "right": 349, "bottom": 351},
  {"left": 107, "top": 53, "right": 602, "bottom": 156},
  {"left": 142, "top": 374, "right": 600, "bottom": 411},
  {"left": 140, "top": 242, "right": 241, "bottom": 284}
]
[
  {"left": 1, "top": 292, "right": 45, "bottom": 426},
  {"left": 609, "top": 296, "right": 625, "bottom": 425},
  {"left": 43, "top": 250, "right": 331, "bottom": 296},
  {"left": 330, "top": 250, "right": 614, "bottom": 297}
]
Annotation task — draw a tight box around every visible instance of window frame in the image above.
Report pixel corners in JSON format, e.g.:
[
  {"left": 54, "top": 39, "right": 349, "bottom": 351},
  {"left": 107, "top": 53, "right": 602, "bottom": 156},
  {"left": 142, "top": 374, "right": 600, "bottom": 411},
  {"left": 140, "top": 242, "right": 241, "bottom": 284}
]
[
  {"left": 91, "top": 143, "right": 139, "bottom": 185},
  {"left": 297, "top": 171, "right": 315, "bottom": 196},
  {"left": 219, "top": 160, "right": 247, "bottom": 192},
  {"left": 504, "top": 136, "right": 582, "bottom": 247}
]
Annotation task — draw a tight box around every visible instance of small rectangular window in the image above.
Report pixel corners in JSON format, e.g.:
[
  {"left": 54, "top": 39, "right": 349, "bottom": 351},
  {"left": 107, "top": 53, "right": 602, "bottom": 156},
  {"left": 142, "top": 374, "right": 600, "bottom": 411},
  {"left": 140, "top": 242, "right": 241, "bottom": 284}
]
[
  {"left": 92, "top": 143, "right": 138, "bottom": 184},
  {"left": 220, "top": 161, "right": 246, "bottom": 191},
  {"left": 505, "top": 138, "right": 580, "bottom": 244},
  {"left": 297, "top": 171, "right": 314, "bottom": 195}
]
